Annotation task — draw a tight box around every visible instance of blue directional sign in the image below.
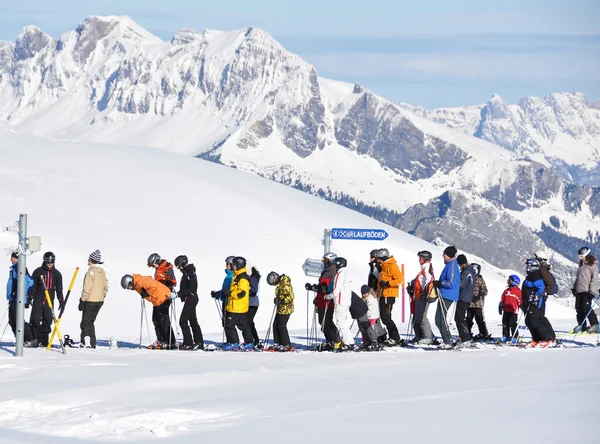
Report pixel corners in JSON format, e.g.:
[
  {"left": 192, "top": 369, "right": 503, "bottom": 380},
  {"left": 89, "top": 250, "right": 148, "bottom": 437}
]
[{"left": 331, "top": 228, "right": 389, "bottom": 241}]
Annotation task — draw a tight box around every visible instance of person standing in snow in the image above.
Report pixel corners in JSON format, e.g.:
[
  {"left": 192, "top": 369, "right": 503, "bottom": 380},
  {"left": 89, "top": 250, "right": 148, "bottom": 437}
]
[
  {"left": 522, "top": 258, "right": 555, "bottom": 347},
  {"left": 174, "top": 255, "right": 203, "bottom": 350},
  {"left": 266, "top": 271, "right": 295, "bottom": 351},
  {"left": 498, "top": 275, "right": 522, "bottom": 343},
  {"left": 455, "top": 254, "right": 480, "bottom": 348},
  {"left": 411, "top": 251, "right": 435, "bottom": 345},
  {"left": 533, "top": 251, "right": 557, "bottom": 340},
  {"left": 309, "top": 252, "right": 340, "bottom": 349},
  {"left": 571, "top": 247, "right": 599, "bottom": 333},
  {"left": 79, "top": 250, "right": 108, "bottom": 348},
  {"left": 351, "top": 288, "right": 381, "bottom": 351},
  {"left": 375, "top": 248, "right": 404, "bottom": 347},
  {"left": 467, "top": 272, "right": 490, "bottom": 340},
  {"left": 325, "top": 257, "right": 354, "bottom": 351},
  {"left": 247, "top": 265, "right": 261, "bottom": 347},
  {"left": 121, "top": 273, "right": 171, "bottom": 349},
  {"left": 222, "top": 257, "right": 255, "bottom": 351},
  {"left": 368, "top": 249, "right": 380, "bottom": 292},
  {"left": 211, "top": 256, "right": 235, "bottom": 323},
  {"left": 29, "top": 252, "right": 64, "bottom": 348},
  {"left": 147, "top": 253, "right": 177, "bottom": 347},
  {"left": 361, "top": 285, "right": 386, "bottom": 343},
  {"left": 6, "top": 252, "right": 35, "bottom": 345},
  {"left": 433, "top": 246, "right": 460, "bottom": 347}
]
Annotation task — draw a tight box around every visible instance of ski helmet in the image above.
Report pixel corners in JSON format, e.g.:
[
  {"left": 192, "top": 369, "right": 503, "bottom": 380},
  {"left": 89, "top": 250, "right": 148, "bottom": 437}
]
[
  {"left": 578, "top": 247, "right": 591, "bottom": 258},
  {"left": 333, "top": 257, "right": 347, "bottom": 269},
  {"left": 534, "top": 250, "right": 548, "bottom": 262},
  {"left": 225, "top": 256, "right": 235, "bottom": 265},
  {"left": 147, "top": 253, "right": 161, "bottom": 267},
  {"left": 369, "top": 249, "right": 379, "bottom": 259},
  {"left": 231, "top": 256, "right": 246, "bottom": 270},
  {"left": 525, "top": 258, "right": 540, "bottom": 273},
  {"left": 174, "top": 255, "right": 188, "bottom": 269},
  {"left": 375, "top": 248, "right": 390, "bottom": 260},
  {"left": 417, "top": 250, "right": 432, "bottom": 261},
  {"left": 323, "top": 252, "right": 337, "bottom": 264},
  {"left": 508, "top": 275, "right": 520, "bottom": 286},
  {"left": 266, "top": 271, "right": 280, "bottom": 286},
  {"left": 121, "top": 274, "right": 134, "bottom": 290},
  {"left": 43, "top": 251, "right": 55, "bottom": 264}
]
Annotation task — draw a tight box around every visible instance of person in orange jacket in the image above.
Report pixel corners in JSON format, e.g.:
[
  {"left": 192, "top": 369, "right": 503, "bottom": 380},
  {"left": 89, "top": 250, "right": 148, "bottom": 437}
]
[
  {"left": 375, "top": 248, "right": 404, "bottom": 346},
  {"left": 121, "top": 273, "right": 173, "bottom": 349},
  {"left": 147, "top": 253, "right": 176, "bottom": 348}
]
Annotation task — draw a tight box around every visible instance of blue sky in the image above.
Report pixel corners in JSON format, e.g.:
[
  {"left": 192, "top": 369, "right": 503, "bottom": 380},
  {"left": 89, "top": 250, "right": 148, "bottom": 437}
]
[{"left": 0, "top": 0, "right": 598, "bottom": 108}]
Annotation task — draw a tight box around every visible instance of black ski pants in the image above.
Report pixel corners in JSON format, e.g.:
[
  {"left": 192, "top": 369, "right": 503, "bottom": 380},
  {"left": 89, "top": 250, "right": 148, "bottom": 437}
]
[
  {"left": 224, "top": 311, "right": 254, "bottom": 344},
  {"left": 179, "top": 295, "right": 203, "bottom": 347},
  {"left": 379, "top": 297, "right": 400, "bottom": 341},
  {"left": 525, "top": 302, "right": 553, "bottom": 342},
  {"left": 467, "top": 307, "right": 489, "bottom": 337},
  {"left": 80, "top": 301, "right": 103, "bottom": 348},
  {"left": 152, "top": 300, "right": 175, "bottom": 345},
  {"left": 454, "top": 301, "right": 471, "bottom": 342},
  {"left": 317, "top": 305, "right": 340, "bottom": 344},
  {"left": 8, "top": 300, "right": 34, "bottom": 341},
  {"left": 538, "top": 297, "right": 556, "bottom": 340},
  {"left": 247, "top": 305, "right": 260, "bottom": 345},
  {"left": 273, "top": 313, "right": 291, "bottom": 346},
  {"left": 30, "top": 296, "right": 53, "bottom": 346},
  {"left": 575, "top": 292, "right": 599, "bottom": 329},
  {"left": 502, "top": 312, "right": 518, "bottom": 339}
]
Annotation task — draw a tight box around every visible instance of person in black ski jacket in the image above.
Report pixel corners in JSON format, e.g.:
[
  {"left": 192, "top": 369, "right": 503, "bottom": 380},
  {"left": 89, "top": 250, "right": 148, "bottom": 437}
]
[
  {"left": 522, "top": 259, "right": 555, "bottom": 347},
  {"left": 368, "top": 249, "right": 380, "bottom": 292},
  {"left": 350, "top": 291, "right": 381, "bottom": 350},
  {"left": 174, "top": 255, "right": 203, "bottom": 350},
  {"left": 29, "top": 252, "right": 64, "bottom": 347},
  {"left": 248, "top": 265, "right": 261, "bottom": 346},
  {"left": 455, "top": 255, "right": 480, "bottom": 348}
]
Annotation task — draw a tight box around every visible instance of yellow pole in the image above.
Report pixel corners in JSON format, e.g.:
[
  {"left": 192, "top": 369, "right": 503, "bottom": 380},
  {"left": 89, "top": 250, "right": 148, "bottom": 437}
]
[
  {"left": 47, "top": 268, "right": 79, "bottom": 350},
  {"left": 41, "top": 275, "right": 66, "bottom": 354}
]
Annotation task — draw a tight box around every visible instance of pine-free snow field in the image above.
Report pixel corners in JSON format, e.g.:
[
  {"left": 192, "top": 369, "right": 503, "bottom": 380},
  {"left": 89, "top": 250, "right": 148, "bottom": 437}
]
[{"left": 0, "top": 329, "right": 598, "bottom": 444}]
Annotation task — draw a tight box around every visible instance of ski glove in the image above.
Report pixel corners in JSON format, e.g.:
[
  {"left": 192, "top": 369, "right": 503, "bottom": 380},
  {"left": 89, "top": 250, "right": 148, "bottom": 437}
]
[
  {"left": 210, "top": 291, "right": 219, "bottom": 299},
  {"left": 169, "top": 292, "right": 177, "bottom": 300},
  {"left": 380, "top": 281, "right": 390, "bottom": 289},
  {"left": 432, "top": 280, "right": 442, "bottom": 288},
  {"left": 140, "top": 288, "right": 149, "bottom": 299},
  {"left": 325, "top": 293, "right": 335, "bottom": 300},
  {"left": 237, "top": 290, "right": 246, "bottom": 298},
  {"left": 498, "top": 303, "right": 503, "bottom": 315},
  {"left": 273, "top": 297, "right": 278, "bottom": 305},
  {"left": 305, "top": 283, "right": 313, "bottom": 291},
  {"left": 571, "top": 288, "right": 577, "bottom": 295},
  {"left": 78, "top": 300, "right": 85, "bottom": 311}
]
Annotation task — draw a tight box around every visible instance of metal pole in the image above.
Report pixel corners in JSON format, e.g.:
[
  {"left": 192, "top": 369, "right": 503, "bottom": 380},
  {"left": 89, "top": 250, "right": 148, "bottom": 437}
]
[
  {"left": 15, "top": 214, "right": 27, "bottom": 357},
  {"left": 322, "top": 229, "right": 331, "bottom": 255}
]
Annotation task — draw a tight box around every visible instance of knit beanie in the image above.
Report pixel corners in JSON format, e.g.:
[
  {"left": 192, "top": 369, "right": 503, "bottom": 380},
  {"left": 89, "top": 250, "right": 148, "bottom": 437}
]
[
  {"left": 89, "top": 249, "right": 103, "bottom": 264},
  {"left": 443, "top": 246, "right": 457, "bottom": 258},
  {"left": 457, "top": 254, "right": 468, "bottom": 266},
  {"left": 360, "top": 285, "right": 371, "bottom": 295}
]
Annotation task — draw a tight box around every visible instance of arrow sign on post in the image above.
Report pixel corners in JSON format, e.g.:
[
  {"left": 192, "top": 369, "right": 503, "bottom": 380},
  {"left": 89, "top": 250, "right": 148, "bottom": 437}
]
[
  {"left": 331, "top": 228, "right": 389, "bottom": 241},
  {"left": 302, "top": 258, "right": 324, "bottom": 277}
]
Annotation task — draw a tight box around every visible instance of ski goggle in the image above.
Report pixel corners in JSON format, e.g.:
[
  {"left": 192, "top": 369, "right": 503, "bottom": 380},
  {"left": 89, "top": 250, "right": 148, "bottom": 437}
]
[{"left": 43, "top": 257, "right": 55, "bottom": 264}]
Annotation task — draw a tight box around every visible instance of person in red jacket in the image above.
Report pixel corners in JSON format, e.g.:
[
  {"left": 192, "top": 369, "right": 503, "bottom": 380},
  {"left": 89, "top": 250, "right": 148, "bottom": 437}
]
[
  {"left": 498, "top": 275, "right": 522, "bottom": 344},
  {"left": 307, "top": 252, "right": 340, "bottom": 350}
]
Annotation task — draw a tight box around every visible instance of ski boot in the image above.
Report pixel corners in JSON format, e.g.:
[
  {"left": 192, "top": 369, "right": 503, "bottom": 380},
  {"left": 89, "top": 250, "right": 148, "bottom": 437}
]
[{"left": 222, "top": 343, "right": 240, "bottom": 351}]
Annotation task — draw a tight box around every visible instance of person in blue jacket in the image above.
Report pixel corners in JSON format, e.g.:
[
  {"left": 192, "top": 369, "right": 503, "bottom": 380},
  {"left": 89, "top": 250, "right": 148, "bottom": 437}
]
[
  {"left": 522, "top": 258, "right": 555, "bottom": 347},
  {"left": 211, "top": 256, "right": 235, "bottom": 323},
  {"left": 433, "top": 246, "right": 460, "bottom": 346},
  {"left": 6, "top": 252, "right": 36, "bottom": 345}
]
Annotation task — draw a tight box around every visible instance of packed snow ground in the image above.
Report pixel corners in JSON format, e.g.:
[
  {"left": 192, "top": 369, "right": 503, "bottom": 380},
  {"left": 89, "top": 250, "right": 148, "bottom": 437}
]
[{"left": 0, "top": 128, "right": 597, "bottom": 443}]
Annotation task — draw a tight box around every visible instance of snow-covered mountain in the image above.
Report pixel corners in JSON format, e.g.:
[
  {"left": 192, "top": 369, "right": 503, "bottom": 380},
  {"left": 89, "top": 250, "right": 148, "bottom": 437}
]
[
  {"left": 1, "top": 16, "right": 597, "bottom": 285},
  {"left": 400, "top": 93, "right": 600, "bottom": 186}
]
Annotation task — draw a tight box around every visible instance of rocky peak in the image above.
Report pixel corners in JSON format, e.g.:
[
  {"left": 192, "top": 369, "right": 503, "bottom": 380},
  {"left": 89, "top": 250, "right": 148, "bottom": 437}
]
[
  {"left": 170, "top": 28, "right": 203, "bottom": 46},
  {"left": 14, "top": 26, "right": 52, "bottom": 61},
  {"left": 485, "top": 94, "right": 508, "bottom": 119}
]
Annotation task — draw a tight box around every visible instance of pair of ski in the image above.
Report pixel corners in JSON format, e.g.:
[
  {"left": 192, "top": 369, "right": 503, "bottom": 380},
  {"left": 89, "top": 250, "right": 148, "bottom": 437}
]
[{"left": 43, "top": 268, "right": 80, "bottom": 354}]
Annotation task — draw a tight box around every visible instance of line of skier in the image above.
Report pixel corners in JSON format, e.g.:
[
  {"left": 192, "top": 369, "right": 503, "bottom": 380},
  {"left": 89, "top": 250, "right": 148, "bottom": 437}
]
[{"left": 4, "top": 244, "right": 598, "bottom": 351}]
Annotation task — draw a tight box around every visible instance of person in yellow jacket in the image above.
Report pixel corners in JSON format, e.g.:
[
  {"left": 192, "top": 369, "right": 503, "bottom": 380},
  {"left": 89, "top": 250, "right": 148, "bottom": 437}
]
[
  {"left": 375, "top": 248, "right": 404, "bottom": 346},
  {"left": 79, "top": 250, "right": 108, "bottom": 348},
  {"left": 222, "top": 257, "right": 255, "bottom": 351},
  {"left": 121, "top": 273, "right": 173, "bottom": 349}
]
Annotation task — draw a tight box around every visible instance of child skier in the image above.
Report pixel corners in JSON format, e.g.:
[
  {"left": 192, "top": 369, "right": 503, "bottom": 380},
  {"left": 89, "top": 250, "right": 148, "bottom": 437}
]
[
  {"left": 498, "top": 275, "right": 522, "bottom": 344},
  {"left": 351, "top": 289, "right": 381, "bottom": 351},
  {"left": 266, "top": 271, "right": 295, "bottom": 351},
  {"left": 360, "top": 285, "right": 386, "bottom": 344}
]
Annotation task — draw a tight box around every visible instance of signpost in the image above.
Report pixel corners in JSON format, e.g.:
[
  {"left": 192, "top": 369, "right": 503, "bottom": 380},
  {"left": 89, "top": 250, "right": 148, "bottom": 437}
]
[
  {"left": 302, "top": 258, "right": 324, "bottom": 278},
  {"left": 331, "top": 228, "right": 389, "bottom": 241}
]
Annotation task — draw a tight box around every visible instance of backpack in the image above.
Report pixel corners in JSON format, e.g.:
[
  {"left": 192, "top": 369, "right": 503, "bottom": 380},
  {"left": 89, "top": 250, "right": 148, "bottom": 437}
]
[
  {"left": 25, "top": 273, "right": 34, "bottom": 302},
  {"left": 549, "top": 272, "right": 558, "bottom": 295}
]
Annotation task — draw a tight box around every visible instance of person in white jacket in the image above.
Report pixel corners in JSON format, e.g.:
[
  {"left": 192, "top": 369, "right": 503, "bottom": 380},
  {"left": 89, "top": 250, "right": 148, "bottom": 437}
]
[{"left": 325, "top": 257, "right": 354, "bottom": 350}]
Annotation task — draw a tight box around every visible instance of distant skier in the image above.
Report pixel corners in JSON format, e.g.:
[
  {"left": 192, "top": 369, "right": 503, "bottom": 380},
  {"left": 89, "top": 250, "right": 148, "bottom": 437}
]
[
  {"left": 266, "top": 271, "right": 295, "bottom": 351},
  {"left": 433, "top": 246, "right": 460, "bottom": 348},
  {"left": 79, "top": 250, "right": 108, "bottom": 348},
  {"left": 147, "top": 253, "right": 176, "bottom": 347},
  {"left": 499, "top": 275, "right": 522, "bottom": 344},
  {"left": 174, "top": 255, "right": 204, "bottom": 350},
  {"left": 121, "top": 273, "right": 171, "bottom": 349},
  {"left": 455, "top": 254, "right": 480, "bottom": 348},
  {"left": 374, "top": 248, "right": 404, "bottom": 346},
  {"left": 248, "top": 264, "right": 261, "bottom": 347},
  {"left": 5, "top": 252, "right": 35, "bottom": 346},
  {"left": 467, "top": 272, "right": 490, "bottom": 340},
  {"left": 29, "top": 252, "right": 64, "bottom": 348},
  {"left": 325, "top": 257, "right": 354, "bottom": 351},
  {"left": 410, "top": 251, "right": 434, "bottom": 345},
  {"left": 522, "top": 258, "right": 555, "bottom": 347},
  {"left": 222, "top": 257, "right": 255, "bottom": 351},
  {"left": 571, "top": 247, "right": 599, "bottom": 334}
]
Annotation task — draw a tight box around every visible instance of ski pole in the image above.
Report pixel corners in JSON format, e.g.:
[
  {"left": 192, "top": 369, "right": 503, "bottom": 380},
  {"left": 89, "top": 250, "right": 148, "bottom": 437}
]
[
  {"left": 47, "top": 268, "right": 79, "bottom": 351},
  {"left": 173, "top": 298, "right": 181, "bottom": 336},
  {"left": 263, "top": 304, "right": 277, "bottom": 348},
  {"left": 0, "top": 305, "right": 9, "bottom": 343},
  {"left": 306, "top": 290, "right": 309, "bottom": 351},
  {"left": 41, "top": 276, "right": 66, "bottom": 354},
  {"left": 510, "top": 309, "right": 527, "bottom": 345},
  {"left": 0, "top": 304, "right": 8, "bottom": 334},
  {"left": 572, "top": 295, "right": 600, "bottom": 338},
  {"left": 139, "top": 298, "right": 144, "bottom": 348}
]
